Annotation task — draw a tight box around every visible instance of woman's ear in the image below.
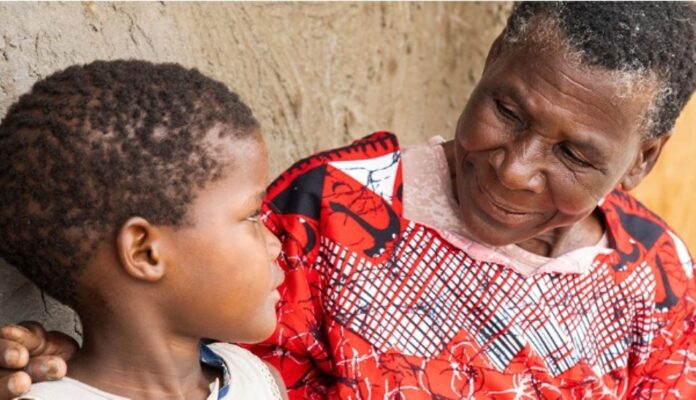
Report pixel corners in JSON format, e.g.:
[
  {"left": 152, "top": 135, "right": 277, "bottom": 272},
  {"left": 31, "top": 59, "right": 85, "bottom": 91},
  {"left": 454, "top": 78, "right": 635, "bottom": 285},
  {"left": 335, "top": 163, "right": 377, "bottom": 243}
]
[
  {"left": 620, "top": 134, "right": 671, "bottom": 191},
  {"left": 116, "top": 217, "right": 165, "bottom": 282}
]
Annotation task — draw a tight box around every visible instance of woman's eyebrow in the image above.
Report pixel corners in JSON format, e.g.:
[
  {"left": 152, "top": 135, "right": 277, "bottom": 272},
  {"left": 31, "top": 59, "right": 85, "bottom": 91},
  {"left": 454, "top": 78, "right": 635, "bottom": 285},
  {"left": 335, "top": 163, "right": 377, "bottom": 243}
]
[
  {"left": 568, "top": 138, "right": 609, "bottom": 170},
  {"left": 571, "top": 139, "right": 602, "bottom": 156},
  {"left": 564, "top": 124, "right": 607, "bottom": 156},
  {"left": 493, "top": 83, "right": 531, "bottom": 111}
]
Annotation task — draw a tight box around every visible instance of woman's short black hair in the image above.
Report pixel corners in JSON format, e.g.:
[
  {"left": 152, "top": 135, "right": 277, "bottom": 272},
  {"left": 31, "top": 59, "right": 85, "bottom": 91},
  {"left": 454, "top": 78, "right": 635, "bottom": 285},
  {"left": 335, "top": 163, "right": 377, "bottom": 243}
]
[
  {"left": 504, "top": 2, "right": 696, "bottom": 138},
  {"left": 0, "top": 60, "right": 259, "bottom": 307}
]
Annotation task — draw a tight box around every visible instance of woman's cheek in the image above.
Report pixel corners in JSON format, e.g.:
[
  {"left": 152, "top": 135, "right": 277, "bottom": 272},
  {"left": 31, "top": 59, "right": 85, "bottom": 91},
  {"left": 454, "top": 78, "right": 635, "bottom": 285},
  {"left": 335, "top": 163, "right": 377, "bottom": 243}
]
[
  {"left": 551, "top": 182, "right": 603, "bottom": 221},
  {"left": 474, "top": 110, "right": 515, "bottom": 149}
]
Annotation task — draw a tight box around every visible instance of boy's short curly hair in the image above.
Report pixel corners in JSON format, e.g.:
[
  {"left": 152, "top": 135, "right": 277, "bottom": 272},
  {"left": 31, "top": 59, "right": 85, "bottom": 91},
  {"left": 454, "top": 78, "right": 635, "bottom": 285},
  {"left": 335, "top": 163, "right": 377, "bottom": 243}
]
[
  {"left": 504, "top": 2, "right": 696, "bottom": 138},
  {"left": 0, "top": 60, "right": 260, "bottom": 307}
]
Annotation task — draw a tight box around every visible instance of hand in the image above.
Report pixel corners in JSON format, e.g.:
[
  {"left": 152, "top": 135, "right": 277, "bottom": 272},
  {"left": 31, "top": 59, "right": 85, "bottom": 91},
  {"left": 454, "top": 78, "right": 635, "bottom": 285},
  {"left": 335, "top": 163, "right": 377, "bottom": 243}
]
[{"left": 0, "top": 322, "right": 78, "bottom": 399}]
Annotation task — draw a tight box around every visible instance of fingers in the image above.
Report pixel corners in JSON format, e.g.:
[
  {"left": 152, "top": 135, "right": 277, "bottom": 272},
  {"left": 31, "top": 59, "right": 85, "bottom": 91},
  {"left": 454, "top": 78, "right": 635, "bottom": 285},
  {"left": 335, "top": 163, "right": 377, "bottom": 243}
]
[
  {"left": 0, "top": 322, "right": 46, "bottom": 356},
  {"left": 17, "top": 322, "right": 49, "bottom": 356},
  {"left": 0, "top": 323, "right": 78, "bottom": 361},
  {"left": 0, "top": 371, "right": 31, "bottom": 399},
  {"left": 0, "top": 338, "right": 29, "bottom": 370},
  {"left": 22, "top": 356, "right": 66, "bottom": 383},
  {"left": 0, "top": 341, "right": 66, "bottom": 383},
  {"left": 0, "top": 323, "right": 71, "bottom": 396},
  {"left": 43, "top": 332, "right": 79, "bottom": 361},
  {"left": 0, "top": 325, "right": 34, "bottom": 399}
]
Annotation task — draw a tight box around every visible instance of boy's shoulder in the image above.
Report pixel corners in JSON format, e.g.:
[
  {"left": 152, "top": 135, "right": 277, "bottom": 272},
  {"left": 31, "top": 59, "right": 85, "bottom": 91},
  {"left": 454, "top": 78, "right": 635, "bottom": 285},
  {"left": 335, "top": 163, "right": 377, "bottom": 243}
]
[
  {"left": 204, "top": 342, "right": 283, "bottom": 400},
  {"left": 17, "top": 343, "right": 281, "bottom": 400},
  {"left": 15, "top": 377, "right": 127, "bottom": 400}
]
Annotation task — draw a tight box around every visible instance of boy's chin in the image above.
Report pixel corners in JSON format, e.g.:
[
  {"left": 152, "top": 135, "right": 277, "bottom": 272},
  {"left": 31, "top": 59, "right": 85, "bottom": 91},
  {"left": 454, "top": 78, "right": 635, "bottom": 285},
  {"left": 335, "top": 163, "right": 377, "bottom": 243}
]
[{"left": 218, "top": 319, "right": 279, "bottom": 344}]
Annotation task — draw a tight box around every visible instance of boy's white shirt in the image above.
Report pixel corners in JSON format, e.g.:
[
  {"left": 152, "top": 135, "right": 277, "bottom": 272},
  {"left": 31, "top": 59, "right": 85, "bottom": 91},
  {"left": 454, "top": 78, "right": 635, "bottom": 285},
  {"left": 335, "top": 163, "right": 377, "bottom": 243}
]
[{"left": 16, "top": 342, "right": 283, "bottom": 400}]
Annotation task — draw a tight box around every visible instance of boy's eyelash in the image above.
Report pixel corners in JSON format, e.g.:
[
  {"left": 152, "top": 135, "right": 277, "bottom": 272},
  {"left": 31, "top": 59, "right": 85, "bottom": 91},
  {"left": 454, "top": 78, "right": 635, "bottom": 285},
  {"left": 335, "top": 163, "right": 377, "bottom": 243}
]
[{"left": 246, "top": 209, "right": 262, "bottom": 222}]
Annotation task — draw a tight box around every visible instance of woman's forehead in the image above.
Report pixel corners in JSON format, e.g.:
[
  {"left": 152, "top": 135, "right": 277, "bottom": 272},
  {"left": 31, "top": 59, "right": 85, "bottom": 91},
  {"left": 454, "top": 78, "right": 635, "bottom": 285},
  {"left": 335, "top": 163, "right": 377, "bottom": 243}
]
[{"left": 488, "top": 44, "right": 658, "bottom": 137}]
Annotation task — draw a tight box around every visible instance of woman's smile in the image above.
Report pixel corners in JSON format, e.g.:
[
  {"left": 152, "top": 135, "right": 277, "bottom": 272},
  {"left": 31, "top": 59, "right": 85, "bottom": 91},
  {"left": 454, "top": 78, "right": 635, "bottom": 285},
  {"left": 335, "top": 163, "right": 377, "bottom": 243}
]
[{"left": 468, "top": 165, "right": 541, "bottom": 228}]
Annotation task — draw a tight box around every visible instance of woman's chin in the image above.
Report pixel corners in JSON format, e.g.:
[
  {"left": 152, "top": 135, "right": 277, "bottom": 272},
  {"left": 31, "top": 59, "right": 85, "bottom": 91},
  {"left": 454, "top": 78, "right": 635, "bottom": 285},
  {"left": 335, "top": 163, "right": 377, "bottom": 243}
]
[
  {"left": 459, "top": 208, "right": 518, "bottom": 247},
  {"left": 471, "top": 229, "right": 517, "bottom": 247}
]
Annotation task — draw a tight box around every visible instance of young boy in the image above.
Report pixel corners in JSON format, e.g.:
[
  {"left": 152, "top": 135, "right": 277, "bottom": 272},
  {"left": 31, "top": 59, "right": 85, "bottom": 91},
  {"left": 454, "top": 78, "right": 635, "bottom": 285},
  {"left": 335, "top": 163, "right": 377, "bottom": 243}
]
[{"left": 0, "top": 60, "right": 286, "bottom": 399}]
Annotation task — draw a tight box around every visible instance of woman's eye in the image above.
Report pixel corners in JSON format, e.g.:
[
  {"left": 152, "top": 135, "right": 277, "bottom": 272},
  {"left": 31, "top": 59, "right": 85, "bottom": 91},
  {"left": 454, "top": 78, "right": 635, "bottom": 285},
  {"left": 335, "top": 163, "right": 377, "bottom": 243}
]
[
  {"left": 495, "top": 100, "right": 520, "bottom": 122},
  {"left": 560, "top": 145, "right": 592, "bottom": 168}
]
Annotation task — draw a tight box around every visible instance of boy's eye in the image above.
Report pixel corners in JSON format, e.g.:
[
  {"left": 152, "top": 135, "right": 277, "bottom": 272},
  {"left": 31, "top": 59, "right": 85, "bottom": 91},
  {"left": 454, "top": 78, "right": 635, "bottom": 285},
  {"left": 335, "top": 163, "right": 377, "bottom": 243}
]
[{"left": 246, "top": 209, "right": 262, "bottom": 223}]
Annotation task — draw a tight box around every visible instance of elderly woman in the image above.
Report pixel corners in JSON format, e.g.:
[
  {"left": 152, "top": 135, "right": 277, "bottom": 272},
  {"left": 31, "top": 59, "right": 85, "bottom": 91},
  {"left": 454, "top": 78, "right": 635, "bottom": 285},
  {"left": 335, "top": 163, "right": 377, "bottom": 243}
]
[{"left": 2, "top": 2, "right": 696, "bottom": 399}]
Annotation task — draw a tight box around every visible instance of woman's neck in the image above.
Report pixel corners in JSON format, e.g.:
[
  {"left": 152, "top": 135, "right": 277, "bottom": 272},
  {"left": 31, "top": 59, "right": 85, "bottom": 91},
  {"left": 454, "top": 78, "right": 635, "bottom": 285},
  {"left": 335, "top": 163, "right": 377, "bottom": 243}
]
[
  {"left": 68, "top": 308, "right": 220, "bottom": 400},
  {"left": 513, "top": 212, "right": 604, "bottom": 257}
]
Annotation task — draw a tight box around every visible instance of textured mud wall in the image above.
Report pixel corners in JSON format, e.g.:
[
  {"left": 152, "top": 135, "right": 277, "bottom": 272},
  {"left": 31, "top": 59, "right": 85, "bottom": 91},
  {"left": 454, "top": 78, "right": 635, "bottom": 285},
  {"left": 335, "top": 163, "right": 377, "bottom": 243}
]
[{"left": 0, "top": 2, "right": 511, "bottom": 338}]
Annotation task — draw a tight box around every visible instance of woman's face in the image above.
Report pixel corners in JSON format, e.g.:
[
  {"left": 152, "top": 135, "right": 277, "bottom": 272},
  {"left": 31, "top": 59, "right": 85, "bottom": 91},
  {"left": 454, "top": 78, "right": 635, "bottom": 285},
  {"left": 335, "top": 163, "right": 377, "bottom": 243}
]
[{"left": 453, "top": 43, "right": 662, "bottom": 247}]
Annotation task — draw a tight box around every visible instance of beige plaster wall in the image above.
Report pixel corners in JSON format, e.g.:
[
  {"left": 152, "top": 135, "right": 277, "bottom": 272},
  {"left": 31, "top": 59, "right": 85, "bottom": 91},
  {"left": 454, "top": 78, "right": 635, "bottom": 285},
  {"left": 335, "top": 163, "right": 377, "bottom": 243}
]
[{"left": 0, "top": 2, "right": 511, "bottom": 338}]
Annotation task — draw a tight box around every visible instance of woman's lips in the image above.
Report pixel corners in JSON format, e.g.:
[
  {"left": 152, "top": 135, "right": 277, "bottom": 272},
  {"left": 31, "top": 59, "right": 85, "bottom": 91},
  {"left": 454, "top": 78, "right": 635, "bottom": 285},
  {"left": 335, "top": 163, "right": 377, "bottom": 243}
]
[
  {"left": 480, "top": 184, "right": 531, "bottom": 214},
  {"left": 471, "top": 173, "right": 540, "bottom": 226}
]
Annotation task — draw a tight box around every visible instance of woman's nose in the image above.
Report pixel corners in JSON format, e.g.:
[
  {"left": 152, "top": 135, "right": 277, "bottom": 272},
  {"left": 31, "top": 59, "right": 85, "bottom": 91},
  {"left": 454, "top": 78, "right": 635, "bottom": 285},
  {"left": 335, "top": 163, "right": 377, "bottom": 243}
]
[{"left": 488, "top": 142, "right": 545, "bottom": 193}]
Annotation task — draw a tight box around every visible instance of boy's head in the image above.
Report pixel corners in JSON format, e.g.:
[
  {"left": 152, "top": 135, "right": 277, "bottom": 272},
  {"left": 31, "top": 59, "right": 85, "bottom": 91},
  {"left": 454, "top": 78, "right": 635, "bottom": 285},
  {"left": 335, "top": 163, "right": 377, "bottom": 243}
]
[{"left": 0, "top": 60, "right": 283, "bottom": 341}]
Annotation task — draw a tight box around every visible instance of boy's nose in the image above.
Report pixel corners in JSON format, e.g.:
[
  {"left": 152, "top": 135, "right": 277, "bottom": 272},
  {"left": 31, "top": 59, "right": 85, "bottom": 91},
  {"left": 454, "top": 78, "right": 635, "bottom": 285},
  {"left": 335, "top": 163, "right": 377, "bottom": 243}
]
[{"left": 263, "top": 224, "right": 282, "bottom": 261}]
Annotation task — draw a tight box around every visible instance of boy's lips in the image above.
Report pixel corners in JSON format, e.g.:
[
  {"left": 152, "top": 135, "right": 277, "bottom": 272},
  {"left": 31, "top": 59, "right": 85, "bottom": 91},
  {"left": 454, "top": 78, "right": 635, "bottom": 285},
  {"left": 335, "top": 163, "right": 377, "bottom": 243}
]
[
  {"left": 271, "top": 270, "right": 283, "bottom": 303},
  {"left": 272, "top": 264, "right": 285, "bottom": 291}
]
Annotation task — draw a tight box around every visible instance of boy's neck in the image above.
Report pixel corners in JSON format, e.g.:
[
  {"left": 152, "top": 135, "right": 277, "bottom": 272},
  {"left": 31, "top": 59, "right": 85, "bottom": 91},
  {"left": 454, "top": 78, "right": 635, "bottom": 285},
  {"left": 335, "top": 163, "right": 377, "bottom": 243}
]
[{"left": 68, "top": 308, "right": 221, "bottom": 400}]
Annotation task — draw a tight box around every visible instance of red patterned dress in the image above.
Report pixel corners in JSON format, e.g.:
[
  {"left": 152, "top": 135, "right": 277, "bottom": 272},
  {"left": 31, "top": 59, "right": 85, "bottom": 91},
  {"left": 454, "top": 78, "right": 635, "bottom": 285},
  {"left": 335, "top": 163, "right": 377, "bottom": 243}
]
[{"left": 251, "top": 132, "right": 696, "bottom": 399}]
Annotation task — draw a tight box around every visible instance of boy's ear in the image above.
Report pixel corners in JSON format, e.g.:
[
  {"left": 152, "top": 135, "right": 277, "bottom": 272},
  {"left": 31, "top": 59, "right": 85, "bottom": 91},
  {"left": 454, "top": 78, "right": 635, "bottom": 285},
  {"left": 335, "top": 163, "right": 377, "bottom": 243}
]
[
  {"left": 116, "top": 217, "right": 165, "bottom": 282},
  {"left": 620, "top": 133, "right": 671, "bottom": 191}
]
